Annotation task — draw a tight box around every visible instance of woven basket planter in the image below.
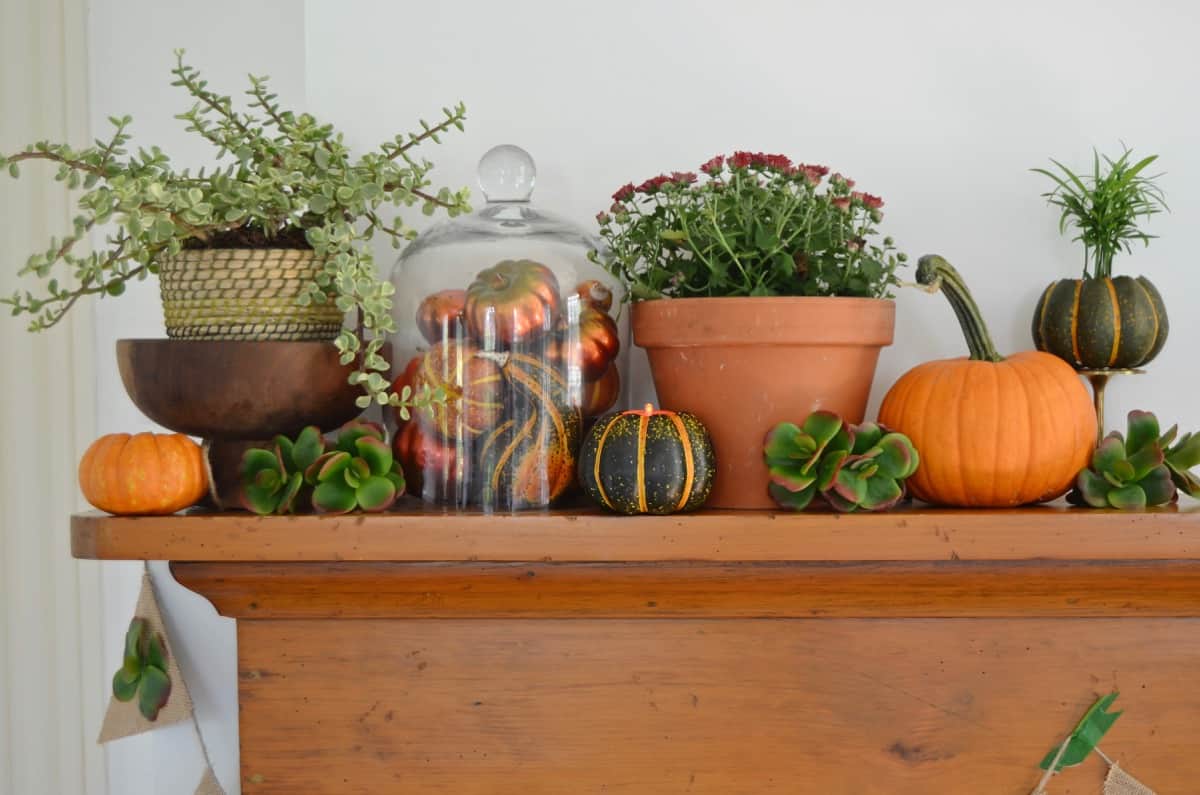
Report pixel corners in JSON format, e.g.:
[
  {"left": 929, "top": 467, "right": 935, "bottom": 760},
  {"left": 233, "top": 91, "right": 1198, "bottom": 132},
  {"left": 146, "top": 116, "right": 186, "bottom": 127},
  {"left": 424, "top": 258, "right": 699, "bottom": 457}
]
[{"left": 158, "top": 248, "right": 343, "bottom": 341}]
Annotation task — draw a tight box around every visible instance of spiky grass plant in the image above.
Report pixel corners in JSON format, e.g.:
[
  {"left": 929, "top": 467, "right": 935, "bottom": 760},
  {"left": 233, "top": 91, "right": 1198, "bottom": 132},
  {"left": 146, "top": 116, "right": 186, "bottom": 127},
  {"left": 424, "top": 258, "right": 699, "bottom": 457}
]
[{"left": 1032, "top": 145, "right": 1167, "bottom": 278}]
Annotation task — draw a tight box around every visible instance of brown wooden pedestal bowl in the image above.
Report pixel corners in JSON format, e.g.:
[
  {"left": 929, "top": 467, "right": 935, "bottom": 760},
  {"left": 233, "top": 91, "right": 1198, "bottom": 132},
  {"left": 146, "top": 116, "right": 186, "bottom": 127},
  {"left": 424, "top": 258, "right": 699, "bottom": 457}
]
[{"left": 117, "top": 339, "right": 379, "bottom": 508}]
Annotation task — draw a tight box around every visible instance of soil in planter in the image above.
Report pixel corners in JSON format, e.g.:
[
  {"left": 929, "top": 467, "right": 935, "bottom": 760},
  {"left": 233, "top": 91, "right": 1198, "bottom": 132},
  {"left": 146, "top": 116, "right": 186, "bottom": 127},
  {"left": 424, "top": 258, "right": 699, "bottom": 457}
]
[{"left": 183, "top": 223, "right": 311, "bottom": 250}]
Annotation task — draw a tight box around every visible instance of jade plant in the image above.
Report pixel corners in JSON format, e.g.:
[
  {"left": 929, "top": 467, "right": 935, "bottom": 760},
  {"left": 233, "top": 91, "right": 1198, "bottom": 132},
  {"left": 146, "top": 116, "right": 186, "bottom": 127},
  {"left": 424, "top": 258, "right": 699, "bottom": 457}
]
[
  {"left": 240, "top": 425, "right": 325, "bottom": 514},
  {"left": 764, "top": 411, "right": 919, "bottom": 513},
  {"left": 240, "top": 420, "right": 405, "bottom": 515},
  {"left": 1068, "top": 411, "right": 1177, "bottom": 509},
  {"left": 1, "top": 50, "right": 470, "bottom": 410},
  {"left": 112, "top": 618, "right": 172, "bottom": 721},
  {"left": 1163, "top": 426, "right": 1200, "bottom": 497},
  {"left": 308, "top": 420, "right": 405, "bottom": 514}
]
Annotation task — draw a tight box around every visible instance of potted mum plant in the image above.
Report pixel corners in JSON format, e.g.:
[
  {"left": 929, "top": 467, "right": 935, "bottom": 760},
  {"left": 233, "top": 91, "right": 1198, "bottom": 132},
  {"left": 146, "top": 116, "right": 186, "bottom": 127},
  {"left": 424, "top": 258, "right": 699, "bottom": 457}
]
[
  {"left": 593, "top": 152, "right": 906, "bottom": 508},
  {"left": 1, "top": 50, "right": 470, "bottom": 412},
  {"left": 1030, "top": 145, "right": 1169, "bottom": 370}
]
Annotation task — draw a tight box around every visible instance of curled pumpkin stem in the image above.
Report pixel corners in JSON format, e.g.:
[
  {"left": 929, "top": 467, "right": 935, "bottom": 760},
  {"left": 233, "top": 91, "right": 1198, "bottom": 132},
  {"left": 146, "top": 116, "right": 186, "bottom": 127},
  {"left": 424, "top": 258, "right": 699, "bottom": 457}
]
[{"left": 916, "top": 254, "right": 1004, "bottom": 363}]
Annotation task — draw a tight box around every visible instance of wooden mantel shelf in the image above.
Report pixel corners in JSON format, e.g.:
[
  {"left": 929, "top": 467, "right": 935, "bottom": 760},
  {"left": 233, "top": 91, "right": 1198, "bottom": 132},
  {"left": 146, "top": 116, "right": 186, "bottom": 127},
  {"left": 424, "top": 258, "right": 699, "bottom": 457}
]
[
  {"left": 71, "top": 502, "right": 1200, "bottom": 562},
  {"left": 71, "top": 504, "right": 1200, "bottom": 793}
]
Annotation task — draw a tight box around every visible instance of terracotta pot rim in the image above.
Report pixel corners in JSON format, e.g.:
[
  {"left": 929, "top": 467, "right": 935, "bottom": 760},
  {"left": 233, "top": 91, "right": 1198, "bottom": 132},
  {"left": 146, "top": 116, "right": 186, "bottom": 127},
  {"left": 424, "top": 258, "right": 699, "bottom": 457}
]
[
  {"left": 632, "top": 294, "right": 895, "bottom": 348},
  {"left": 632, "top": 295, "right": 895, "bottom": 309}
]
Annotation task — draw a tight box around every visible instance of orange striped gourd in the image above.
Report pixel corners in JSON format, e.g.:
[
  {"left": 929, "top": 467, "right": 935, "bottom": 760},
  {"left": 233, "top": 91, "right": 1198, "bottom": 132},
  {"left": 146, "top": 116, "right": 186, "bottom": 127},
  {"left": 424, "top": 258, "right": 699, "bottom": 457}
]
[
  {"left": 412, "top": 342, "right": 505, "bottom": 441},
  {"left": 578, "top": 404, "right": 715, "bottom": 515}
]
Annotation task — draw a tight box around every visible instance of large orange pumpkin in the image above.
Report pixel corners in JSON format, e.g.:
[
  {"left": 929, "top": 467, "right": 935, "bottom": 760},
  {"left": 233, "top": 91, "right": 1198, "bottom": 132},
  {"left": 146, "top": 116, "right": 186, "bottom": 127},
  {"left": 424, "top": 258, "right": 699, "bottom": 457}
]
[
  {"left": 78, "top": 433, "right": 208, "bottom": 515},
  {"left": 878, "top": 256, "right": 1096, "bottom": 507}
]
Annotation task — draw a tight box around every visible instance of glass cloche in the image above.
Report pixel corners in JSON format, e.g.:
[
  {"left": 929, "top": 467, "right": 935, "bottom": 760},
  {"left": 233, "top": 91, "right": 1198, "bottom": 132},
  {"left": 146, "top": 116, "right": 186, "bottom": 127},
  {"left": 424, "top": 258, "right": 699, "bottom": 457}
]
[{"left": 389, "top": 145, "right": 627, "bottom": 511}]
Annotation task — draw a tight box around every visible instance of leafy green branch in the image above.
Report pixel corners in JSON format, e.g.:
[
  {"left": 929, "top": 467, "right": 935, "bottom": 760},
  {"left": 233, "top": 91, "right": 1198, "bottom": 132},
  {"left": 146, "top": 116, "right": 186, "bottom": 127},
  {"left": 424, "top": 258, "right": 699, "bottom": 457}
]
[{"left": 1, "top": 50, "right": 471, "bottom": 410}]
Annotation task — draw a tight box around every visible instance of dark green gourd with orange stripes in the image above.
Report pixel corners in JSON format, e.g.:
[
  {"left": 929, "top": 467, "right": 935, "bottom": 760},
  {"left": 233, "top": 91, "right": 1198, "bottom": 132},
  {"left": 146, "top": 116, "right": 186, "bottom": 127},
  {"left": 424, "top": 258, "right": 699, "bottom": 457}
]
[
  {"left": 1031, "top": 276, "right": 1168, "bottom": 369},
  {"left": 1030, "top": 146, "right": 1170, "bottom": 370},
  {"left": 477, "top": 352, "right": 582, "bottom": 510},
  {"left": 578, "top": 404, "right": 715, "bottom": 515}
]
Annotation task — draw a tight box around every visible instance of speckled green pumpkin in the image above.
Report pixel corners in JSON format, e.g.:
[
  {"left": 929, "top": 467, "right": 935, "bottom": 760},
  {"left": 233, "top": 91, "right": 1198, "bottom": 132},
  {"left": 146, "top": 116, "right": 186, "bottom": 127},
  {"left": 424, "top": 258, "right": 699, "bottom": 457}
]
[
  {"left": 1032, "top": 276, "right": 1169, "bottom": 369},
  {"left": 578, "top": 405, "right": 715, "bottom": 515}
]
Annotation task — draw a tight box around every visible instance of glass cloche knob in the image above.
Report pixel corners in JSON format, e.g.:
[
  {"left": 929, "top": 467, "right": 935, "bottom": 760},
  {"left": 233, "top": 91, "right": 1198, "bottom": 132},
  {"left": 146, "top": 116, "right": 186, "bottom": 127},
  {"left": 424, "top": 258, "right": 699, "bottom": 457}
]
[{"left": 478, "top": 144, "right": 536, "bottom": 203}]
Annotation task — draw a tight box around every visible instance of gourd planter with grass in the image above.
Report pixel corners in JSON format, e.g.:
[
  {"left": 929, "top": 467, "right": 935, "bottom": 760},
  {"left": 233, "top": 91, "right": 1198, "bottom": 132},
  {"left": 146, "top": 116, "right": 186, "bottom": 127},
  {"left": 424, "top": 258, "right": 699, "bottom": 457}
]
[
  {"left": 878, "top": 255, "right": 1096, "bottom": 508},
  {"left": 1030, "top": 146, "right": 1169, "bottom": 370},
  {"left": 595, "top": 153, "right": 906, "bottom": 508}
]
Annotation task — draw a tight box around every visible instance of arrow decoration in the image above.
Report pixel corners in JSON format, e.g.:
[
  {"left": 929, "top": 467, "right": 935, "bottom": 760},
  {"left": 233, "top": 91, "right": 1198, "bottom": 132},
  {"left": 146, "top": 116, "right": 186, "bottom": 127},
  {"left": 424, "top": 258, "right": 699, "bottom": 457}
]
[{"left": 1039, "top": 691, "right": 1123, "bottom": 771}]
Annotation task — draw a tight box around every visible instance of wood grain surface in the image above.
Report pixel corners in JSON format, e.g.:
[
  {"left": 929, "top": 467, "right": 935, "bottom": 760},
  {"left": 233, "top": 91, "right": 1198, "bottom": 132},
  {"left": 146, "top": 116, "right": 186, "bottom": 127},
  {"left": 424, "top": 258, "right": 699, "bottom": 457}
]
[
  {"left": 73, "top": 502, "right": 1200, "bottom": 562},
  {"left": 235, "top": 617, "right": 1200, "bottom": 794},
  {"left": 76, "top": 507, "right": 1200, "bottom": 792},
  {"left": 173, "top": 559, "right": 1200, "bottom": 619}
]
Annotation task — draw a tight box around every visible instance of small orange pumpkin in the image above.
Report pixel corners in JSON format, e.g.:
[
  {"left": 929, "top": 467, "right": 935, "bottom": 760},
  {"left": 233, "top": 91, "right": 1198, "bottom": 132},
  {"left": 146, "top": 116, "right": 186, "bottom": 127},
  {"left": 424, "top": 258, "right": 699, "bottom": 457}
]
[
  {"left": 464, "top": 260, "right": 562, "bottom": 347},
  {"left": 574, "top": 279, "right": 614, "bottom": 313},
  {"left": 878, "top": 256, "right": 1096, "bottom": 507},
  {"left": 415, "top": 289, "right": 467, "bottom": 344},
  {"left": 78, "top": 433, "right": 208, "bottom": 515}
]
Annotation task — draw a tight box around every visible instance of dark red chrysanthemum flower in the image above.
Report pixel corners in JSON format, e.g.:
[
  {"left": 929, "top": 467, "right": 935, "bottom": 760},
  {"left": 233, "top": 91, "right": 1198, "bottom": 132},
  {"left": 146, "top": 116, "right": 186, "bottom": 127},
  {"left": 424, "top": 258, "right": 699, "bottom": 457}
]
[
  {"left": 852, "top": 191, "right": 884, "bottom": 210},
  {"left": 700, "top": 155, "right": 725, "bottom": 175},
  {"left": 764, "top": 154, "right": 793, "bottom": 172},
  {"left": 671, "top": 171, "right": 698, "bottom": 185},
  {"left": 729, "top": 151, "right": 757, "bottom": 169},
  {"left": 636, "top": 174, "right": 673, "bottom": 194},
  {"left": 611, "top": 183, "right": 635, "bottom": 202},
  {"left": 831, "top": 196, "right": 851, "bottom": 211}
]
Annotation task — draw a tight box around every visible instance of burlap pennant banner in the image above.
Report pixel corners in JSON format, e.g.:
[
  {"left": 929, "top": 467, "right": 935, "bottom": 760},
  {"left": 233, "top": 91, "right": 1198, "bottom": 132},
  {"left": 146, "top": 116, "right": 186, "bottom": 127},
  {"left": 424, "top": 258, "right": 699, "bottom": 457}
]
[
  {"left": 97, "top": 572, "right": 194, "bottom": 743},
  {"left": 194, "top": 767, "right": 227, "bottom": 795},
  {"left": 1104, "top": 763, "right": 1157, "bottom": 795}
]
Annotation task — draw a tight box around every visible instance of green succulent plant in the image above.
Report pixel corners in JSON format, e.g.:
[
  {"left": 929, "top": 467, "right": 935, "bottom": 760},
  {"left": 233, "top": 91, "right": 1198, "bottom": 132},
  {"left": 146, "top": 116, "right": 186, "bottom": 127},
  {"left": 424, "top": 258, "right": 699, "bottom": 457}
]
[
  {"left": 112, "top": 618, "right": 172, "bottom": 721},
  {"left": 1069, "top": 410, "right": 1176, "bottom": 510},
  {"left": 764, "top": 411, "right": 919, "bottom": 513},
  {"left": 1161, "top": 424, "right": 1200, "bottom": 498},
  {"left": 240, "top": 425, "right": 325, "bottom": 514},
  {"left": 306, "top": 420, "right": 405, "bottom": 514}
]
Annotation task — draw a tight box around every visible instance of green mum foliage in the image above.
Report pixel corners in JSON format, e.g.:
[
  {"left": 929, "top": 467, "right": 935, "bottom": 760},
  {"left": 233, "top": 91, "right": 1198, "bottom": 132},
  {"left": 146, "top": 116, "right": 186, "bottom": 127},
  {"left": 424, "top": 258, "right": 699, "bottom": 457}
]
[
  {"left": 764, "top": 411, "right": 919, "bottom": 513},
  {"left": 112, "top": 618, "right": 172, "bottom": 721},
  {"left": 306, "top": 420, "right": 405, "bottom": 514},
  {"left": 1069, "top": 410, "right": 1177, "bottom": 510},
  {"left": 240, "top": 425, "right": 324, "bottom": 514},
  {"left": 1, "top": 50, "right": 470, "bottom": 411}
]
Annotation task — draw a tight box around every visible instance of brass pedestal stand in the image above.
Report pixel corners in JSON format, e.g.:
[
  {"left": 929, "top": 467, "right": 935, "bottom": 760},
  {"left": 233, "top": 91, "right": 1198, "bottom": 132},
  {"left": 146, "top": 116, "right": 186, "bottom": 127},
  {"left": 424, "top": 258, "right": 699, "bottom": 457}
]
[{"left": 1077, "top": 368, "right": 1145, "bottom": 444}]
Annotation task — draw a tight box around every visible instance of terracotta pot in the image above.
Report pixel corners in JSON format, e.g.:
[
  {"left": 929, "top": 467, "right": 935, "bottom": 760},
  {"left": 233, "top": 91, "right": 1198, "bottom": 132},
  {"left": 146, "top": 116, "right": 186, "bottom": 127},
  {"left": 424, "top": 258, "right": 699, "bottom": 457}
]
[{"left": 633, "top": 297, "right": 895, "bottom": 509}]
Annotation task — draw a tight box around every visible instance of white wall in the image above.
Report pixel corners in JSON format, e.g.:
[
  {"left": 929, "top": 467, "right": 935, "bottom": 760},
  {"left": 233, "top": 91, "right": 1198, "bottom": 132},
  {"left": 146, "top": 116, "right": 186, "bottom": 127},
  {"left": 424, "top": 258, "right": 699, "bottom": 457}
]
[
  {"left": 81, "top": 0, "right": 1199, "bottom": 792},
  {"left": 306, "top": 0, "right": 1200, "bottom": 425},
  {"left": 87, "top": 2, "right": 306, "bottom": 792}
]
